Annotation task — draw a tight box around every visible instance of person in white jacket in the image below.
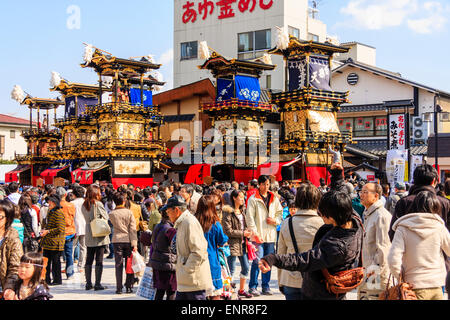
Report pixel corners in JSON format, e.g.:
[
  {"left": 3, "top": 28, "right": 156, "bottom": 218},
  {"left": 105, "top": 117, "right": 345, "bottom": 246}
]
[
  {"left": 246, "top": 175, "right": 283, "bottom": 296},
  {"left": 71, "top": 186, "right": 87, "bottom": 271},
  {"left": 358, "top": 182, "right": 392, "bottom": 300},
  {"left": 388, "top": 191, "right": 450, "bottom": 300}
]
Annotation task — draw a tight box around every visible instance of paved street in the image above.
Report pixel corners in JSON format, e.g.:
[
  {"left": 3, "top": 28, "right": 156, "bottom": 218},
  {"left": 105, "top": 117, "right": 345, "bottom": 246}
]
[{"left": 49, "top": 255, "right": 361, "bottom": 301}]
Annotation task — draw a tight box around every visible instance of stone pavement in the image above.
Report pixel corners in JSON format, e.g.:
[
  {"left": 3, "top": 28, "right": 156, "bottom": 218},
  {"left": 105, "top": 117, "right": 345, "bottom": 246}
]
[{"left": 49, "top": 256, "right": 361, "bottom": 300}]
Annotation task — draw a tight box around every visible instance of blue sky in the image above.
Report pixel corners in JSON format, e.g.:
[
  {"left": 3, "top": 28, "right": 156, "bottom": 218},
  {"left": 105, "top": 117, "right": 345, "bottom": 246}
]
[{"left": 1, "top": 0, "right": 449, "bottom": 119}]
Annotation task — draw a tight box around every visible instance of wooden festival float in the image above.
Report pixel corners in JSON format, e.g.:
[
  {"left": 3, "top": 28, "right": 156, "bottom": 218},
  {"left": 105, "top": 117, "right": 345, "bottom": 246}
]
[
  {"left": 266, "top": 34, "right": 353, "bottom": 185},
  {"left": 8, "top": 86, "right": 64, "bottom": 186},
  {"left": 8, "top": 45, "right": 168, "bottom": 188},
  {"left": 186, "top": 44, "right": 277, "bottom": 184}
]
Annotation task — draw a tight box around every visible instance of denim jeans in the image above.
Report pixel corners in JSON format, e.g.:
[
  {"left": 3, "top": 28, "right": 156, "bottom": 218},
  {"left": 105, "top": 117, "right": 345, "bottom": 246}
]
[
  {"left": 283, "top": 286, "right": 303, "bottom": 300},
  {"left": 64, "top": 236, "right": 75, "bottom": 278},
  {"left": 249, "top": 242, "right": 275, "bottom": 290},
  {"left": 227, "top": 243, "right": 250, "bottom": 280}
]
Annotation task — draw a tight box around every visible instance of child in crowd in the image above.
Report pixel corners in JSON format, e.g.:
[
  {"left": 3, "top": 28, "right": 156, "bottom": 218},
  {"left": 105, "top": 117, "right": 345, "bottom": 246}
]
[{"left": 3, "top": 252, "right": 52, "bottom": 300}]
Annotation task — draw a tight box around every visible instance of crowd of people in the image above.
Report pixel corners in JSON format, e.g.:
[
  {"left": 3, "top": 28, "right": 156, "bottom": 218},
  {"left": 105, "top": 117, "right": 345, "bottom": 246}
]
[{"left": 0, "top": 162, "right": 449, "bottom": 300}]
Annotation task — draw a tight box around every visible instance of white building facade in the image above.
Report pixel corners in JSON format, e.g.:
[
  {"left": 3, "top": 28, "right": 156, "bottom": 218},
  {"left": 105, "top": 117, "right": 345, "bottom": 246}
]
[
  {"left": 0, "top": 114, "right": 34, "bottom": 161},
  {"left": 174, "top": 0, "right": 329, "bottom": 90}
]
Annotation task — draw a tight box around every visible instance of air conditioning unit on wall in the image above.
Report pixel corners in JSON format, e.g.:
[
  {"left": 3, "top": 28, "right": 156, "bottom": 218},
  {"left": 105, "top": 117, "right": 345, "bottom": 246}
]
[{"left": 412, "top": 116, "right": 429, "bottom": 145}]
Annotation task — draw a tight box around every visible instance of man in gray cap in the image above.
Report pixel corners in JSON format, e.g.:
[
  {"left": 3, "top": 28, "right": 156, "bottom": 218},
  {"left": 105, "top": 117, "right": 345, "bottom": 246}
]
[
  {"left": 385, "top": 182, "right": 408, "bottom": 215},
  {"left": 163, "top": 195, "right": 212, "bottom": 300}
]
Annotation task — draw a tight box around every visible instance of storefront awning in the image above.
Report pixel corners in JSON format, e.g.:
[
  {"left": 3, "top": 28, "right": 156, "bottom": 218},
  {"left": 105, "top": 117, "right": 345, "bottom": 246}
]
[{"left": 5, "top": 165, "right": 30, "bottom": 183}]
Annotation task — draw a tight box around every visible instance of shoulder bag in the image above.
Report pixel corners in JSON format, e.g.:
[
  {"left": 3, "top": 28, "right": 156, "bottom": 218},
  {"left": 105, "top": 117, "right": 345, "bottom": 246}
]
[
  {"left": 321, "top": 216, "right": 365, "bottom": 295},
  {"left": 138, "top": 206, "right": 149, "bottom": 232},
  {"left": 90, "top": 202, "right": 111, "bottom": 238},
  {"left": 379, "top": 272, "right": 417, "bottom": 300}
]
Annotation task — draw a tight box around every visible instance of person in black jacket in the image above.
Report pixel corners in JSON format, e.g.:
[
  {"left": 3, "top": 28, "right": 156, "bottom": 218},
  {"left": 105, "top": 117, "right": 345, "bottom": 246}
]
[
  {"left": 258, "top": 186, "right": 364, "bottom": 300},
  {"left": 150, "top": 208, "right": 177, "bottom": 300}
]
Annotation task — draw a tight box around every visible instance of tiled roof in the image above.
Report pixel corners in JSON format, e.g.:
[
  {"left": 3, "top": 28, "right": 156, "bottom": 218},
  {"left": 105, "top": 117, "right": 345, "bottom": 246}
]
[
  {"left": 0, "top": 114, "right": 35, "bottom": 126},
  {"left": 348, "top": 140, "right": 428, "bottom": 158}
]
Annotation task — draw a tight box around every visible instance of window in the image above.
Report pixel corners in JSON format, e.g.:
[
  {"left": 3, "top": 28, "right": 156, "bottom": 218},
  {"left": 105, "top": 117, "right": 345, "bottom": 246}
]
[
  {"left": 10, "top": 130, "right": 15, "bottom": 139},
  {"left": 266, "top": 75, "right": 272, "bottom": 89},
  {"left": 0, "top": 136, "right": 4, "bottom": 154},
  {"left": 354, "top": 117, "right": 375, "bottom": 137},
  {"left": 338, "top": 118, "right": 353, "bottom": 133},
  {"left": 288, "top": 26, "right": 300, "bottom": 39},
  {"left": 375, "top": 117, "right": 388, "bottom": 136},
  {"left": 308, "top": 33, "right": 319, "bottom": 42},
  {"left": 180, "top": 41, "right": 198, "bottom": 60},
  {"left": 238, "top": 29, "right": 271, "bottom": 59}
]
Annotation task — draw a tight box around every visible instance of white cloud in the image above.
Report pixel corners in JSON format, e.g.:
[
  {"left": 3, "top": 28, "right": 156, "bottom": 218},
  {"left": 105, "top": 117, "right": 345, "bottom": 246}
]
[
  {"left": 407, "top": 2, "right": 448, "bottom": 34},
  {"left": 340, "top": 0, "right": 419, "bottom": 30},
  {"left": 339, "top": 0, "right": 448, "bottom": 33},
  {"left": 157, "top": 49, "right": 174, "bottom": 91},
  {"left": 158, "top": 49, "right": 174, "bottom": 66}
]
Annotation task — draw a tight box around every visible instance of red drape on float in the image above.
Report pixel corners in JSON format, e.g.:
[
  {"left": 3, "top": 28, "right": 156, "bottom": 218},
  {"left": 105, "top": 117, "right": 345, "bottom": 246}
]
[
  {"left": 184, "top": 164, "right": 211, "bottom": 184},
  {"left": 5, "top": 166, "right": 30, "bottom": 183},
  {"left": 256, "top": 162, "right": 289, "bottom": 181},
  {"left": 233, "top": 169, "right": 256, "bottom": 184},
  {"left": 41, "top": 166, "right": 69, "bottom": 178},
  {"left": 305, "top": 167, "right": 330, "bottom": 187},
  {"left": 111, "top": 178, "right": 154, "bottom": 190}
]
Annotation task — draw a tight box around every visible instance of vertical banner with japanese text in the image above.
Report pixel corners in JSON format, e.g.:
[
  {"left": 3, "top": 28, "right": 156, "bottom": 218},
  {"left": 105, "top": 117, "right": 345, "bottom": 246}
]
[{"left": 389, "top": 114, "right": 406, "bottom": 150}]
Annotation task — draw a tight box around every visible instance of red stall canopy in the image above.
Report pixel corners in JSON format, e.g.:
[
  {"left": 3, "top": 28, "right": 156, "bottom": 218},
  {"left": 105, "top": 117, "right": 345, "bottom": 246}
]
[{"left": 233, "top": 168, "right": 256, "bottom": 184}]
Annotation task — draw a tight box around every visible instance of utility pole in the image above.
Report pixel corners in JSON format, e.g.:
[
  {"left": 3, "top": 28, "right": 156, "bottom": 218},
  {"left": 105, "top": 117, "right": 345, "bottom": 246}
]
[{"left": 434, "top": 94, "right": 441, "bottom": 177}]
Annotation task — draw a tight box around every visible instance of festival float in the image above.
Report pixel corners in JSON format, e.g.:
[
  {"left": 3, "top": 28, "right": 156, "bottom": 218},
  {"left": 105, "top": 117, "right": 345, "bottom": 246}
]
[
  {"left": 264, "top": 29, "right": 353, "bottom": 185},
  {"left": 186, "top": 41, "right": 277, "bottom": 184},
  {"left": 8, "top": 45, "right": 168, "bottom": 188},
  {"left": 7, "top": 85, "right": 64, "bottom": 186}
]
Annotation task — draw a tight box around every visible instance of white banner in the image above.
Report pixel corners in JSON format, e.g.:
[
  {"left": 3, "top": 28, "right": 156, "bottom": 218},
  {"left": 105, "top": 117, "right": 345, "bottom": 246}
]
[
  {"left": 410, "top": 155, "right": 423, "bottom": 183},
  {"left": 389, "top": 114, "right": 406, "bottom": 150},
  {"left": 386, "top": 149, "right": 409, "bottom": 188}
]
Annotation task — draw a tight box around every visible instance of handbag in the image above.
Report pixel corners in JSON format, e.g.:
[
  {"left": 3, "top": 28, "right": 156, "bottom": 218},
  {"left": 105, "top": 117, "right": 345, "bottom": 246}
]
[
  {"left": 90, "top": 202, "right": 111, "bottom": 238},
  {"left": 126, "top": 255, "right": 134, "bottom": 275},
  {"left": 320, "top": 216, "right": 365, "bottom": 295},
  {"left": 379, "top": 273, "right": 418, "bottom": 300},
  {"left": 138, "top": 206, "right": 149, "bottom": 232},
  {"left": 246, "top": 238, "right": 257, "bottom": 261}
]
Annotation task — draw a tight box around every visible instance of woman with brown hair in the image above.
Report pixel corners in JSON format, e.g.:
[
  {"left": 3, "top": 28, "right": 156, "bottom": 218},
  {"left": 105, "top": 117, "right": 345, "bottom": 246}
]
[
  {"left": 194, "top": 195, "right": 228, "bottom": 300},
  {"left": 81, "top": 184, "right": 110, "bottom": 291},
  {"left": 0, "top": 199, "right": 23, "bottom": 299}
]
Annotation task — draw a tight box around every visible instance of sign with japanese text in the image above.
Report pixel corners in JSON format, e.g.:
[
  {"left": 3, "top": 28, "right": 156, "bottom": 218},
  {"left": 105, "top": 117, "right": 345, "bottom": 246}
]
[
  {"left": 389, "top": 114, "right": 406, "bottom": 150},
  {"left": 182, "top": 0, "right": 274, "bottom": 24},
  {"left": 309, "top": 57, "right": 331, "bottom": 91},
  {"left": 288, "top": 58, "right": 307, "bottom": 91}
]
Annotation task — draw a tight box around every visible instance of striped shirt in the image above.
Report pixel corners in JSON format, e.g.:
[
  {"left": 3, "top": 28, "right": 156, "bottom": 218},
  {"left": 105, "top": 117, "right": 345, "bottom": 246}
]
[{"left": 41, "top": 208, "right": 66, "bottom": 251}]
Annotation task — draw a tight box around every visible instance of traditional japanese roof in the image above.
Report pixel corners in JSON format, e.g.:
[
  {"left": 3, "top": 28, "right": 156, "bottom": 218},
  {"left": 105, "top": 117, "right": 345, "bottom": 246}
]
[
  {"left": 269, "top": 36, "right": 349, "bottom": 60},
  {"left": 198, "top": 52, "right": 275, "bottom": 77},
  {"left": 346, "top": 139, "right": 428, "bottom": 159},
  {"left": 50, "top": 79, "right": 111, "bottom": 97},
  {"left": 81, "top": 48, "right": 161, "bottom": 76},
  {"left": 21, "top": 97, "right": 64, "bottom": 110},
  {"left": 333, "top": 59, "right": 450, "bottom": 97}
]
